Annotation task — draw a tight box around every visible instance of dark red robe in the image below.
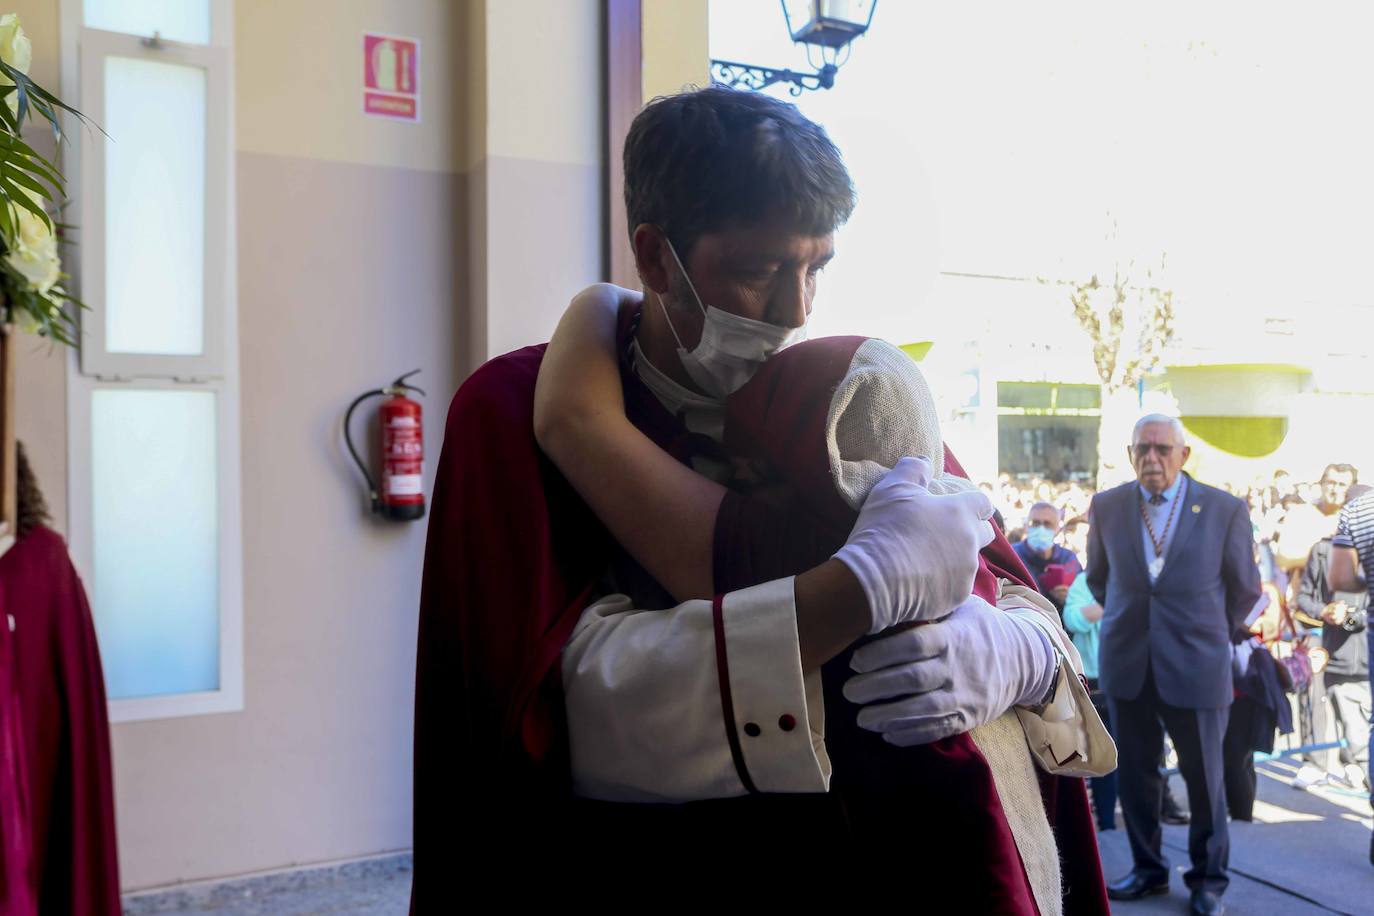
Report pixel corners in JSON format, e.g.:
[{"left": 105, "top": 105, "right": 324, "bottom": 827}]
[
  {"left": 0, "top": 543, "right": 36, "bottom": 916},
  {"left": 411, "top": 308, "right": 1108, "bottom": 911},
  {"left": 2, "top": 527, "right": 121, "bottom": 916}
]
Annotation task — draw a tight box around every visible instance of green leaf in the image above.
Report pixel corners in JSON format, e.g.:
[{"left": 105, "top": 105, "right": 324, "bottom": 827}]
[
  {"left": 0, "top": 138, "right": 66, "bottom": 192},
  {"left": 0, "top": 94, "right": 16, "bottom": 134},
  {"left": 0, "top": 176, "right": 53, "bottom": 230},
  {"left": 1, "top": 165, "right": 55, "bottom": 200},
  {"left": 0, "top": 59, "right": 102, "bottom": 140}
]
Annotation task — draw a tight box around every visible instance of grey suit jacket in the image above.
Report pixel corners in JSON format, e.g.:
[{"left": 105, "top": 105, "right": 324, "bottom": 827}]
[{"left": 1087, "top": 474, "right": 1261, "bottom": 709}]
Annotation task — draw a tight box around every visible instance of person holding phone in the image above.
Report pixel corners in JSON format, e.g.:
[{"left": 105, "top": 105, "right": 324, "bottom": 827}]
[{"left": 1014, "top": 502, "right": 1081, "bottom": 612}]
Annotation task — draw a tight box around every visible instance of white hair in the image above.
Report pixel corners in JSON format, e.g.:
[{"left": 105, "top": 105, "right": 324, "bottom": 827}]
[{"left": 1132, "top": 413, "right": 1187, "bottom": 446}]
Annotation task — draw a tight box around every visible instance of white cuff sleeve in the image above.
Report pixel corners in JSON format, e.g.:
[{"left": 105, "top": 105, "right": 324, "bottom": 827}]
[
  {"left": 561, "top": 576, "right": 829, "bottom": 803},
  {"left": 998, "top": 580, "right": 1118, "bottom": 777}
]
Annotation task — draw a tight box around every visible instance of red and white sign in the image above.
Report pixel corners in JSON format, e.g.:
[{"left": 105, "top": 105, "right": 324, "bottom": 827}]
[{"left": 363, "top": 33, "right": 419, "bottom": 122}]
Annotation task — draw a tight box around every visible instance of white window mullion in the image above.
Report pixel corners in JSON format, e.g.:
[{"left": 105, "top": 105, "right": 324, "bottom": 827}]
[
  {"left": 61, "top": 0, "right": 241, "bottom": 722},
  {"left": 66, "top": 376, "right": 243, "bottom": 720},
  {"left": 77, "top": 28, "right": 228, "bottom": 381}
]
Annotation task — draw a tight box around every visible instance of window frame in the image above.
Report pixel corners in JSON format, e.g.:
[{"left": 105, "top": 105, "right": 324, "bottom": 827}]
[
  {"left": 59, "top": 0, "right": 243, "bottom": 723},
  {"left": 76, "top": 28, "right": 230, "bottom": 382}
]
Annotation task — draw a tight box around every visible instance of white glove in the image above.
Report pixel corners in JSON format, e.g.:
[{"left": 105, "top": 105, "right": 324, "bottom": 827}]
[
  {"left": 841, "top": 595, "right": 1059, "bottom": 746},
  {"left": 832, "top": 456, "right": 996, "bottom": 634}
]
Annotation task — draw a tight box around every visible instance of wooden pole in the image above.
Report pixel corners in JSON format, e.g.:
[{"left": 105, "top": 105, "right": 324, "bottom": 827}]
[
  {"left": 605, "top": 0, "right": 642, "bottom": 289},
  {"left": 0, "top": 325, "right": 15, "bottom": 556}
]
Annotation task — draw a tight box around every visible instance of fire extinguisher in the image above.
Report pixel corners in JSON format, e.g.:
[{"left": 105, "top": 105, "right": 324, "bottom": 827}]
[{"left": 345, "top": 370, "right": 427, "bottom": 521}]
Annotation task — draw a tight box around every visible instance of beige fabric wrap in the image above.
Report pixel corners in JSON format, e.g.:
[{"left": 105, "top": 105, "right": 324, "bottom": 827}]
[{"left": 826, "top": 339, "right": 1064, "bottom": 916}]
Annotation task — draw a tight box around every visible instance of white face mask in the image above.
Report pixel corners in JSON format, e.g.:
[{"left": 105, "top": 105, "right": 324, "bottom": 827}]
[{"left": 657, "top": 237, "right": 808, "bottom": 399}]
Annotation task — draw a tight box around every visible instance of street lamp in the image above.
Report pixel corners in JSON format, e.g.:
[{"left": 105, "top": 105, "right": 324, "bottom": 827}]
[{"left": 711, "top": 0, "right": 878, "bottom": 95}]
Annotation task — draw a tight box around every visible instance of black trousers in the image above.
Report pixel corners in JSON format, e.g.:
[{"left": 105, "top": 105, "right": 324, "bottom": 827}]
[
  {"left": 1087, "top": 679, "right": 1119, "bottom": 828},
  {"left": 1221, "top": 696, "right": 1260, "bottom": 820},
  {"left": 1108, "top": 669, "right": 1231, "bottom": 894}
]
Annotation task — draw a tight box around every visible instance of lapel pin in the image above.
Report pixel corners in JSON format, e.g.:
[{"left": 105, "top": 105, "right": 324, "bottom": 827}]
[{"left": 1192, "top": 504, "right": 1201, "bottom": 514}]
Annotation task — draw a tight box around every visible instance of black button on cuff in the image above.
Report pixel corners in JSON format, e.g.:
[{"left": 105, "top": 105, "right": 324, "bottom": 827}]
[
  {"left": 778, "top": 714, "right": 797, "bottom": 732},
  {"left": 743, "top": 722, "right": 762, "bottom": 738}
]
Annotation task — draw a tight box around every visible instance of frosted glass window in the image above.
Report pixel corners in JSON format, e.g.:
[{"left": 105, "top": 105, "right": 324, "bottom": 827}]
[
  {"left": 84, "top": 0, "right": 211, "bottom": 45},
  {"left": 91, "top": 389, "right": 219, "bottom": 699},
  {"left": 104, "top": 57, "right": 207, "bottom": 356}
]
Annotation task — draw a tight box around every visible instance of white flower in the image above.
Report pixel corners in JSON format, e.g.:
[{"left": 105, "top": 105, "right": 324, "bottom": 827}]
[
  {"left": 5, "top": 194, "right": 60, "bottom": 294},
  {"left": 15, "top": 307, "right": 41, "bottom": 336},
  {"left": 0, "top": 15, "right": 31, "bottom": 74},
  {"left": 0, "top": 14, "right": 31, "bottom": 117}
]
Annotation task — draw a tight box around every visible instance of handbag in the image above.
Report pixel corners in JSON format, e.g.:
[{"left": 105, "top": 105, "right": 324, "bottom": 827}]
[{"left": 1274, "top": 600, "right": 1313, "bottom": 694}]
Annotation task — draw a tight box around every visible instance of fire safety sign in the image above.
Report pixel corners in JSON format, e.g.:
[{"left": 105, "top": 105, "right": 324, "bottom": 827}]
[{"left": 364, "top": 33, "right": 420, "bottom": 121}]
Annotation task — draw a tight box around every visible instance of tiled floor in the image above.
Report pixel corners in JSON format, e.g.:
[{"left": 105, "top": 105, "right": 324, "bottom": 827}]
[{"left": 121, "top": 855, "right": 411, "bottom": 916}]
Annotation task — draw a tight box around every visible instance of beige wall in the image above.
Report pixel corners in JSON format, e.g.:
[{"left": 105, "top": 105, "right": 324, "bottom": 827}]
[
  {"left": 10, "top": 0, "right": 67, "bottom": 536},
  {"left": 13, "top": 0, "right": 604, "bottom": 892},
  {"left": 236, "top": 1, "right": 464, "bottom": 174},
  {"left": 642, "top": 0, "right": 709, "bottom": 100},
  {"left": 465, "top": 0, "right": 605, "bottom": 375},
  {"left": 117, "top": 0, "right": 471, "bottom": 891},
  {"left": 113, "top": 152, "right": 462, "bottom": 890}
]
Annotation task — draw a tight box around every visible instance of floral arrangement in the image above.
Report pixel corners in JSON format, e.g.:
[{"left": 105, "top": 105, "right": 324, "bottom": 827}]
[{"left": 0, "top": 13, "right": 86, "bottom": 346}]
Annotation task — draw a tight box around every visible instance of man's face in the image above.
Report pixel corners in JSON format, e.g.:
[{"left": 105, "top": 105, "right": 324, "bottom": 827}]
[
  {"left": 1129, "top": 421, "right": 1190, "bottom": 495},
  {"left": 1321, "top": 469, "right": 1354, "bottom": 507},
  {"left": 661, "top": 220, "right": 835, "bottom": 347},
  {"left": 1027, "top": 505, "right": 1060, "bottom": 537}
]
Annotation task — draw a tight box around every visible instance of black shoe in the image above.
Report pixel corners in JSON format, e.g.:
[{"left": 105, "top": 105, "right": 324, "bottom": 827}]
[
  {"left": 1097, "top": 821, "right": 1116, "bottom": 831},
  {"left": 1190, "top": 889, "right": 1224, "bottom": 916},
  {"left": 1106, "top": 873, "right": 1169, "bottom": 901},
  {"left": 1162, "top": 796, "right": 1191, "bottom": 825}
]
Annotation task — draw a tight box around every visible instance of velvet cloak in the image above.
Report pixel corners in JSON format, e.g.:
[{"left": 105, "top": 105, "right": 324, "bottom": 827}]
[{"left": 411, "top": 309, "right": 1107, "bottom": 912}]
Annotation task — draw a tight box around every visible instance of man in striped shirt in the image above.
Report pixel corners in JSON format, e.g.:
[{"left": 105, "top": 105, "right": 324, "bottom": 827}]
[{"left": 1329, "top": 488, "right": 1374, "bottom": 866}]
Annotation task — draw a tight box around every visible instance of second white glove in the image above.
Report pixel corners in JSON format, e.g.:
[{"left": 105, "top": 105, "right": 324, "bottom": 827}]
[
  {"left": 841, "top": 595, "right": 1059, "bottom": 746},
  {"left": 832, "top": 456, "right": 996, "bottom": 634}
]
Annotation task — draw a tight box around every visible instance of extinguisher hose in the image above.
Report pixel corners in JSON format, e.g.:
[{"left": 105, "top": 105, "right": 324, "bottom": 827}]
[{"left": 344, "top": 388, "right": 387, "bottom": 511}]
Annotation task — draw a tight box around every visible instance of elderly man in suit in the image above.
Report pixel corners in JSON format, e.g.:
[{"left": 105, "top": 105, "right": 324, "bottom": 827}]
[{"left": 1087, "top": 415, "right": 1260, "bottom": 916}]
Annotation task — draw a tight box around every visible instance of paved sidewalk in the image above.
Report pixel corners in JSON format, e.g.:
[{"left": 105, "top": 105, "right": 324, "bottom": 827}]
[
  {"left": 121, "top": 855, "right": 412, "bottom": 916},
  {"left": 120, "top": 757, "right": 1372, "bottom": 915},
  {"left": 1095, "top": 757, "right": 1373, "bottom": 915}
]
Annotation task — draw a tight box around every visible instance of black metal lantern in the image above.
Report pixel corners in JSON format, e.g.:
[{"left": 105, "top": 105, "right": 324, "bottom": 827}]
[{"left": 711, "top": 0, "right": 877, "bottom": 95}]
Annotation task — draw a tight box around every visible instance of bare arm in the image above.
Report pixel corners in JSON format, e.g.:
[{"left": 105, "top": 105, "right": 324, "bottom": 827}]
[
  {"left": 1330, "top": 545, "right": 1366, "bottom": 594},
  {"left": 534, "top": 285, "right": 868, "bottom": 668},
  {"left": 534, "top": 284, "right": 724, "bottom": 603}
]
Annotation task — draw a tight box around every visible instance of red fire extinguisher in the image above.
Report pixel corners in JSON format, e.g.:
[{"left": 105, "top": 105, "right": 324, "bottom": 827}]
[{"left": 345, "top": 370, "right": 426, "bottom": 521}]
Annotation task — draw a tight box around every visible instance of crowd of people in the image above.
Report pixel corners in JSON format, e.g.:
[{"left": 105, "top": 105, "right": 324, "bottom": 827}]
[{"left": 985, "top": 453, "right": 1373, "bottom": 907}]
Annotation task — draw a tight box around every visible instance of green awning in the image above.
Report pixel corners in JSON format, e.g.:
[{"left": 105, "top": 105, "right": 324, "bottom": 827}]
[
  {"left": 901, "top": 341, "right": 933, "bottom": 362},
  {"left": 1180, "top": 416, "right": 1288, "bottom": 458}
]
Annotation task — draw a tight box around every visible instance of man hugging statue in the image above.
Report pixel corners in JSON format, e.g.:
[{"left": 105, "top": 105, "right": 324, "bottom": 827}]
[{"left": 410, "top": 86, "right": 1114, "bottom": 914}]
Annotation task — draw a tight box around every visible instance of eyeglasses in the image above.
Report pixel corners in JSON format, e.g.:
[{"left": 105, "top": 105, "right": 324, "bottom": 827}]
[{"left": 1133, "top": 443, "right": 1175, "bottom": 459}]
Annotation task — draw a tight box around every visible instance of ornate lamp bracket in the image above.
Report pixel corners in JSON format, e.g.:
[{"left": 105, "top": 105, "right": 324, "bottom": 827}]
[{"left": 709, "top": 59, "right": 837, "bottom": 96}]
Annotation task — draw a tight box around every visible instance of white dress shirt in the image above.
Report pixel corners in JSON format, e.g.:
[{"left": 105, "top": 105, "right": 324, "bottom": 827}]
[
  {"left": 561, "top": 343, "right": 1108, "bottom": 804},
  {"left": 562, "top": 343, "right": 828, "bottom": 802}
]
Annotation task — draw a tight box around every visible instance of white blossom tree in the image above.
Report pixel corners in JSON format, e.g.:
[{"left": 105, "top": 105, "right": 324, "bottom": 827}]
[{"left": 1050, "top": 242, "right": 1176, "bottom": 486}]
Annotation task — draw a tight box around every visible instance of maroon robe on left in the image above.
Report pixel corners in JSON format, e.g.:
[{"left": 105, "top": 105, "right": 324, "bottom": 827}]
[
  {"left": 2, "top": 527, "right": 121, "bottom": 916},
  {"left": 0, "top": 545, "right": 36, "bottom": 916}
]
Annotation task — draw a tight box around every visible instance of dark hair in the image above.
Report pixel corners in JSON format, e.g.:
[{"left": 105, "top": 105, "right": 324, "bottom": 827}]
[
  {"left": 1323, "top": 462, "right": 1359, "bottom": 484},
  {"left": 623, "top": 86, "right": 855, "bottom": 257},
  {"left": 17, "top": 440, "right": 50, "bottom": 539}
]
